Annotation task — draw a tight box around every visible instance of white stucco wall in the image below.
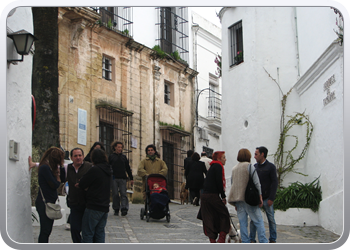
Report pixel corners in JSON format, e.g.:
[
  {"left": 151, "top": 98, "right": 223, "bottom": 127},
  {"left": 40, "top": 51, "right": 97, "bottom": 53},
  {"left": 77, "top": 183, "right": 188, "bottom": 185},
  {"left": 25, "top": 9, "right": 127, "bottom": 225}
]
[
  {"left": 6, "top": 7, "right": 34, "bottom": 243},
  {"left": 220, "top": 7, "right": 343, "bottom": 235},
  {"left": 191, "top": 12, "right": 222, "bottom": 154}
]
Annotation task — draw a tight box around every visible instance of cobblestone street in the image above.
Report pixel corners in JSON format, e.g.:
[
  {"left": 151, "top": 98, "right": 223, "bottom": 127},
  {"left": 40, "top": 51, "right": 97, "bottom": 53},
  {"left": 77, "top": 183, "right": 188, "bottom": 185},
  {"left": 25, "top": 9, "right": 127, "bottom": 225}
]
[{"left": 32, "top": 202, "right": 340, "bottom": 244}]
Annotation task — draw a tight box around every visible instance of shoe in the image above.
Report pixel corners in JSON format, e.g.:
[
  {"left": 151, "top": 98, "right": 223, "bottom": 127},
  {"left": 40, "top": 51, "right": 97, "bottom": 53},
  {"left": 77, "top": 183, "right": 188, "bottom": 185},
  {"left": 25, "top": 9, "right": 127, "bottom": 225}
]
[
  {"left": 114, "top": 210, "right": 119, "bottom": 216},
  {"left": 193, "top": 197, "right": 198, "bottom": 206},
  {"left": 269, "top": 240, "right": 276, "bottom": 243},
  {"left": 250, "top": 240, "right": 256, "bottom": 243},
  {"left": 121, "top": 210, "right": 127, "bottom": 216},
  {"left": 65, "top": 223, "right": 70, "bottom": 230}
]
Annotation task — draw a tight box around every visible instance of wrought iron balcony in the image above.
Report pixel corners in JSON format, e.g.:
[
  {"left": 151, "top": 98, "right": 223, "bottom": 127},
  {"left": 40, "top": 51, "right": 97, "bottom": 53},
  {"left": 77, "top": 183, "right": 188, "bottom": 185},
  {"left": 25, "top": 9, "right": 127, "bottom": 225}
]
[
  {"left": 207, "top": 96, "right": 221, "bottom": 119},
  {"left": 90, "top": 7, "right": 133, "bottom": 37},
  {"left": 155, "top": 7, "right": 189, "bottom": 62}
]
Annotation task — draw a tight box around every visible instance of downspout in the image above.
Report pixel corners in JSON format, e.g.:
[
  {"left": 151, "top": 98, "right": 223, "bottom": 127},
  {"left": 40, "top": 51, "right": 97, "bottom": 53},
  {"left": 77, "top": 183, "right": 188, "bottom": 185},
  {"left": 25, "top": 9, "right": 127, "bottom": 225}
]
[
  {"left": 192, "top": 21, "right": 199, "bottom": 151},
  {"left": 294, "top": 7, "right": 300, "bottom": 79}
]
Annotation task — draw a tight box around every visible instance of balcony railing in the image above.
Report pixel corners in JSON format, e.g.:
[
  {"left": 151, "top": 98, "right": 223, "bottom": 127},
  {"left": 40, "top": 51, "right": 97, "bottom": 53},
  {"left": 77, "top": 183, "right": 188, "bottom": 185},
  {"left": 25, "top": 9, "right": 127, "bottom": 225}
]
[
  {"left": 155, "top": 7, "right": 189, "bottom": 63},
  {"left": 90, "top": 7, "right": 133, "bottom": 37},
  {"left": 207, "top": 96, "right": 221, "bottom": 119}
]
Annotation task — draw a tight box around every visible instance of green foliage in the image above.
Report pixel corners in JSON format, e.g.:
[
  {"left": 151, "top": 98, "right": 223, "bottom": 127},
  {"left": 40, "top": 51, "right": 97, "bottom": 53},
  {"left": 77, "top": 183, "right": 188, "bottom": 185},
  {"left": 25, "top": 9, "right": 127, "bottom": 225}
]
[
  {"left": 274, "top": 177, "right": 322, "bottom": 212},
  {"left": 107, "top": 19, "right": 113, "bottom": 29},
  {"left": 170, "top": 50, "right": 180, "bottom": 60},
  {"left": 121, "top": 29, "right": 129, "bottom": 36},
  {"left": 30, "top": 146, "right": 41, "bottom": 206},
  {"left": 264, "top": 68, "right": 314, "bottom": 188},
  {"left": 159, "top": 121, "right": 184, "bottom": 131},
  {"left": 152, "top": 45, "right": 167, "bottom": 59}
]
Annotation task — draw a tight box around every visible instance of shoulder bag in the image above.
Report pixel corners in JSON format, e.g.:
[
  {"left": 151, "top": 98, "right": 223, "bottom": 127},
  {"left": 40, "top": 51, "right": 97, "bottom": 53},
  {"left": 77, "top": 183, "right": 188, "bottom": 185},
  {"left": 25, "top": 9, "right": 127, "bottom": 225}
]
[
  {"left": 244, "top": 164, "right": 260, "bottom": 206},
  {"left": 39, "top": 187, "right": 62, "bottom": 220}
]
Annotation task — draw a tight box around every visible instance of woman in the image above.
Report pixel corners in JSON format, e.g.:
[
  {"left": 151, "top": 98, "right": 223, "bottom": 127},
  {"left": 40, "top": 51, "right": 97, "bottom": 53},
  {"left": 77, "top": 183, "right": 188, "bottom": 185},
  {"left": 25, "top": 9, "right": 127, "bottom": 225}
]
[
  {"left": 197, "top": 151, "right": 230, "bottom": 243},
  {"left": 35, "top": 147, "right": 65, "bottom": 243},
  {"left": 76, "top": 148, "right": 112, "bottom": 243},
  {"left": 84, "top": 141, "right": 105, "bottom": 162},
  {"left": 227, "top": 148, "right": 268, "bottom": 243},
  {"left": 185, "top": 152, "right": 207, "bottom": 206}
]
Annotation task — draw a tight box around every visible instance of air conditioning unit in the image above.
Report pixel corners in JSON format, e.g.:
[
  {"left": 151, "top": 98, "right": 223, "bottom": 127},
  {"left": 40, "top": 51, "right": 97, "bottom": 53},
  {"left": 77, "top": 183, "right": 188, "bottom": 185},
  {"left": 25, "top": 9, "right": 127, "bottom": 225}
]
[{"left": 199, "top": 128, "right": 208, "bottom": 140}]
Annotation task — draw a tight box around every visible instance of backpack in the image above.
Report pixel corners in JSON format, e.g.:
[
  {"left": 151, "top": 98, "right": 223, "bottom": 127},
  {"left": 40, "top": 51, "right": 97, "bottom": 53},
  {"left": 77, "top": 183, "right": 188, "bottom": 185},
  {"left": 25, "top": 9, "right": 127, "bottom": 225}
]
[{"left": 244, "top": 164, "right": 260, "bottom": 206}]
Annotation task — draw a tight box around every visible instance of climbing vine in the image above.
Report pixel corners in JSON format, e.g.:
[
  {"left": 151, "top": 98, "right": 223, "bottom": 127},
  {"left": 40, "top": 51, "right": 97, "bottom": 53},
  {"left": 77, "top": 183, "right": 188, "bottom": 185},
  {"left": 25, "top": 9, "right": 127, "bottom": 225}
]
[{"left": 264, "top": 68, "right": 314, "bottom": 188}]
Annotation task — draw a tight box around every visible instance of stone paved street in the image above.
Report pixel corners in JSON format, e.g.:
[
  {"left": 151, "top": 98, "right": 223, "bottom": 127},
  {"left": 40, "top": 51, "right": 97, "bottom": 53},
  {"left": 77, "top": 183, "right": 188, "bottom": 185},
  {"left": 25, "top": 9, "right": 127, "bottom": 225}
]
[{"left": 32, "top": 202, "right": 340, "bottom": 244}]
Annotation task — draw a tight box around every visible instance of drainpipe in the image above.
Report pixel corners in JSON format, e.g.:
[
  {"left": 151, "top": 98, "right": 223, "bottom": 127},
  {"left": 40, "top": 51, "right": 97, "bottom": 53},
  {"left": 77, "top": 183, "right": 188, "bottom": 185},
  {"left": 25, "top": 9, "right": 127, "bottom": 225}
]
[
  {"left": 192, "top": 20, "right": 199, "bottom": 151},
  {"left": 294, "top": 7, "right": 300, "bottom": 79}
]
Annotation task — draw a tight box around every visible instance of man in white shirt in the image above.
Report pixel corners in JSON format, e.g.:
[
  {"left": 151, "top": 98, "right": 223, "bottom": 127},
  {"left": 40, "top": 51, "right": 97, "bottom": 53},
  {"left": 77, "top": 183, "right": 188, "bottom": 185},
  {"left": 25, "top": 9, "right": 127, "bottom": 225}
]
[{"left": 199, "top": 152, "right": 212, "bottom": 171}]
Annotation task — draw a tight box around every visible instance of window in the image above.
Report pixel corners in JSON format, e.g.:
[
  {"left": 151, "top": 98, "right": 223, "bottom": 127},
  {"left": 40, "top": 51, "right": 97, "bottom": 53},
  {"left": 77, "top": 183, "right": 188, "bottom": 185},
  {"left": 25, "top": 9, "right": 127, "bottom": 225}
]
[
  {"left": 102, "top": 55, "right": 112, "bottom": 81},
  {"left": 229, "top": 21, "right": 243, "bottom": 66},
  {"left": 164, "top": 81, "right": 174, "bottom": 106},
  {"left": 99, "top": 121, "right": 114, "bottom": 155},
  {"left": 156, "top": 7, "right": 189, "bottom": 62}
]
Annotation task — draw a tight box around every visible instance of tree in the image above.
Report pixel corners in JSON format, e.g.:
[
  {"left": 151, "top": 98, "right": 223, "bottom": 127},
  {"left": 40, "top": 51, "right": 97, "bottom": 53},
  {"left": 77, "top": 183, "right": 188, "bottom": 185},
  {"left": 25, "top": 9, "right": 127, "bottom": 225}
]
[{"left": 31, "top": 7, "right": 59, "bottom": 155}]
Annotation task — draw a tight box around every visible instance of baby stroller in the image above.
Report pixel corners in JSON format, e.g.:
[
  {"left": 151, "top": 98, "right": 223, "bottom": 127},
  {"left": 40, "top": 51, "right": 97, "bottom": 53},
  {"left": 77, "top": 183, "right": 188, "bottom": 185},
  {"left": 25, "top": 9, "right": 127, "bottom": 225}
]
[{"left": 140, "top": 174, "right": 170, "bottom": 222}]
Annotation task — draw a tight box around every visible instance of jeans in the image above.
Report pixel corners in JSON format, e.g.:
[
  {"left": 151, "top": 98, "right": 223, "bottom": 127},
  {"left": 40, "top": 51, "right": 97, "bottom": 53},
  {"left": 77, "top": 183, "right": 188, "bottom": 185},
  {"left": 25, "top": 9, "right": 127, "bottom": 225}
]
[
  {"left": 81, "top": 208, "right": 108, "bottom": 243},
  {"left": 235, "top": 201, "right": 268, "bottom": 243},
  {"left": 70, "top": 204, "right": 86, "bottom": 243},
  {"left": 112, "top": 178, "right": 128, "bottom": 212},
  {"left": 35, "top": 199, "right": 54, "bottom": 243},
  {"left": 249, "top": 199, "right": 277, "bottom": 242}
]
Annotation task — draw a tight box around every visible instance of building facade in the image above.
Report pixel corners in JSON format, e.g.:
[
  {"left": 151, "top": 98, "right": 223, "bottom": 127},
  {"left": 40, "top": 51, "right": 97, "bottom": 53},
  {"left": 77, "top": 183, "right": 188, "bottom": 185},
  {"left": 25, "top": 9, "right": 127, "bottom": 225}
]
[
  {"left": 191, "top": 11, "right": 222, "bottom": 157},
  {"left": 57, "top": 7, "right": 197, "bottom": 200},
  {"left": 219, "top": 7, "right": 343, "bottom": 235}
]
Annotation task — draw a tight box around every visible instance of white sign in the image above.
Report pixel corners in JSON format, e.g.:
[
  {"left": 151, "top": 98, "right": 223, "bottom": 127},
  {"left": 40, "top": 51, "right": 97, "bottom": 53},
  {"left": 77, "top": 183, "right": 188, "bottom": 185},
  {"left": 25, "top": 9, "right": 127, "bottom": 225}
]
[{"left": 78, "top": 108, "right": 87, "bottom": 145}]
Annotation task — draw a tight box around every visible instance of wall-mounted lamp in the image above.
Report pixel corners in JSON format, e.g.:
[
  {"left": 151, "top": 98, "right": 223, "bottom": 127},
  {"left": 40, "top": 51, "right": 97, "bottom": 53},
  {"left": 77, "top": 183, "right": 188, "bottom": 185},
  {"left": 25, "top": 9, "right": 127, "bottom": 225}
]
[{"left": 7, "top": 29, "right": 37, "bottom": 63}]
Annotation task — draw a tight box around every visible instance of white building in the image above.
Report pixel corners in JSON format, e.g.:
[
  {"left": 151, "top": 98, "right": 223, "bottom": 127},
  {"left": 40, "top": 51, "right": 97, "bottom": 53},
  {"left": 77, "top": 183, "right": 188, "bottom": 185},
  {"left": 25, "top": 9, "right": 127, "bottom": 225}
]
[
  {"left": 219, "top": 7, "right": 343, "bottom": 235},
  {"left": 191, "top": 11, "right": 222, "bottom": 157},
  {"left": 6, "top": 7, "right": 35, "bottom": 243}
]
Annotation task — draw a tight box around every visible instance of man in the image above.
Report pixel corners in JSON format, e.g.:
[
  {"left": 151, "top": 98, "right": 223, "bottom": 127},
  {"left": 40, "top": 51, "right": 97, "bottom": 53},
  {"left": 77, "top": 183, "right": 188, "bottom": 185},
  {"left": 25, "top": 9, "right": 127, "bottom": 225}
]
[
  {"left": 199, "top": 152, "right": 212, "bottom": 171},
  {"left": 137, "top": 144, "right": 168, "bottom": 200},
  {"left": 67, "top": 148, "right": 92, "bottom": 243},
  {"left": 249, "top": 146, "right": 278, "bottom": 243},
  {"left": 109, "top": 140, "right": 134, "bottom": 216},
  {"left": 184, "top": 150, "right": 194, "bottom": 179}
]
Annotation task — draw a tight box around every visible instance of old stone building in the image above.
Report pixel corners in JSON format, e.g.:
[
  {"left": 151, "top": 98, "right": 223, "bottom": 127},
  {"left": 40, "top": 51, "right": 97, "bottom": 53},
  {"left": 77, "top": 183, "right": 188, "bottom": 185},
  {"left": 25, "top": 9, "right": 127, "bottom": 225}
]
[{"left": 57, "top": 7, "right": 197, "bottom": 200}]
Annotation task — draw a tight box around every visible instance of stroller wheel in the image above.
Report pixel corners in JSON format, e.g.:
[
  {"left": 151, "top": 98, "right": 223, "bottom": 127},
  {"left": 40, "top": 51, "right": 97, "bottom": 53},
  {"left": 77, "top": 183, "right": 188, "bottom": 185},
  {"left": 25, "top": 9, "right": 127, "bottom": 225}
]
[
  {"left": 140, "top": 208, "right": 145, "bottom": 220},
  {"left": 146, "top": 212, "right": 150, "bottom": 222},
  {"left": 166, "top": 214, "right": 170, "bottom": 223}
]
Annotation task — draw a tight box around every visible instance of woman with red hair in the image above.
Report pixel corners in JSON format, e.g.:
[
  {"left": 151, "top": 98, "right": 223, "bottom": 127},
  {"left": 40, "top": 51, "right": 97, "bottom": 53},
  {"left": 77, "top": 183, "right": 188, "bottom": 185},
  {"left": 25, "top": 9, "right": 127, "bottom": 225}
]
[{"left": 197, "top": 151, "right": 230, "bottom": 243}]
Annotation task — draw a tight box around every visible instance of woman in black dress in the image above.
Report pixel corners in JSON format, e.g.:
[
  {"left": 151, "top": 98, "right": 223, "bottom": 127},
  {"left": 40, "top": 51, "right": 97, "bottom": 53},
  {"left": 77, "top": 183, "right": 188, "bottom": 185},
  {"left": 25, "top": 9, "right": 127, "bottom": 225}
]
[{"left": 197, "top": 151, "right": 230, "bottom": 243}]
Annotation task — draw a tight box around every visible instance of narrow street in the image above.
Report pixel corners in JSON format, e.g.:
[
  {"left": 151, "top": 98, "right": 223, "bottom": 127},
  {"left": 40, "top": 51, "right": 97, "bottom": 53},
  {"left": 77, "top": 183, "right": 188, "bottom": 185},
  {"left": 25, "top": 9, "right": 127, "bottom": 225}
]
[{"left": 32, "top": 202, "right": 340, "bottom": 244}]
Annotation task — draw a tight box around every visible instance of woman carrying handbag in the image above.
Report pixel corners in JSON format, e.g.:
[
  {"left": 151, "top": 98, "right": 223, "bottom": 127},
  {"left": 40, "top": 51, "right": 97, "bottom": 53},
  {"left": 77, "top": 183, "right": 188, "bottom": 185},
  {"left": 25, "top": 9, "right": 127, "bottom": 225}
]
[{"left": 35, "top": 147, "right": 65, "bottom": 243}]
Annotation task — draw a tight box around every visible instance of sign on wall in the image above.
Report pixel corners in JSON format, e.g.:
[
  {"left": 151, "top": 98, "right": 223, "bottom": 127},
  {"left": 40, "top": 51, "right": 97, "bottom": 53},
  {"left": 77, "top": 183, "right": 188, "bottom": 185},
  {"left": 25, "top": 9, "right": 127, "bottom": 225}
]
[{"left": 78, "top": 108, "right": 87, "bottom": 145}]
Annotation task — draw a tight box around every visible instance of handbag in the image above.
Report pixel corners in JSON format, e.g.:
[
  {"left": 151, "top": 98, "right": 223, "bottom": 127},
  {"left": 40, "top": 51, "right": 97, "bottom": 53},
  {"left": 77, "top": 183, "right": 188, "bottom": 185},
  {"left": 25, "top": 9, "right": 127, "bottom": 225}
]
[
  {"left": 244, "top": 164, "right": 260, "bottom": 206},
  {"left": 40, "top": 187, "right": 62, "bottom": 220}
]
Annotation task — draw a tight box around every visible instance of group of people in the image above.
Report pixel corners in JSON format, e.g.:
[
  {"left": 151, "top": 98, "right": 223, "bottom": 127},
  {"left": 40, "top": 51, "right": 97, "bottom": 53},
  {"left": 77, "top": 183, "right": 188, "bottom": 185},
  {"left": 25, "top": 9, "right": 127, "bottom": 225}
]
[
  {"left": 31, "top": 140, "right": 277, "bottom": 244},
  {"left": 194, "top": 146, "right": 278, "bottom": 244},
  {"left": 30, "top": 141, "right": 167, "bottom": 243}
]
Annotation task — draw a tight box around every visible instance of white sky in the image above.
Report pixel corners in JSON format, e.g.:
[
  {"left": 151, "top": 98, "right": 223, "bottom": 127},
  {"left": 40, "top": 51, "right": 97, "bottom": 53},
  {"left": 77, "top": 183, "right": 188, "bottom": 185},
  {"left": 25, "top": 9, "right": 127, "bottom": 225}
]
[{"left": 191, "top": 7, "right": 223, "bottom": 27}]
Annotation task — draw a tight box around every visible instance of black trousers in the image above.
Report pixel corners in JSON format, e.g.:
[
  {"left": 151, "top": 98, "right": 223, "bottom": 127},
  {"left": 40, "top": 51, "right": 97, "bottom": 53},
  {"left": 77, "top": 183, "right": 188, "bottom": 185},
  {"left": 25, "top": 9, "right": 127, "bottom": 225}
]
[
  {"left": 190, "top": 188, "right": 201, "bottom": 206},
  {"left": 35, "top": 199, "right": 54, "bottom": 243},
  {"left": 70, "top": 204, "right": 86, "bottom": 243}
]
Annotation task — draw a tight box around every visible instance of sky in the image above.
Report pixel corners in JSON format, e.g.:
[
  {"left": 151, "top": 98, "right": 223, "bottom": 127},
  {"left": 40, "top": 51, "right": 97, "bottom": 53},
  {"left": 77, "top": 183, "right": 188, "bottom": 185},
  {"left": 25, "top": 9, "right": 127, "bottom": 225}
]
[{"left": 191, "top": 7, "right": 223, "bottom": 27}]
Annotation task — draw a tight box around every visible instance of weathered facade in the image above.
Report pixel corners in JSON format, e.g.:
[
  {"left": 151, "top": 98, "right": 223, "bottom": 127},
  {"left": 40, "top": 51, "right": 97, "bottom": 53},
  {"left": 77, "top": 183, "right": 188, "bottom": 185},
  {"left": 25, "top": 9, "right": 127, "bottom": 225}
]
[{"left": 57, "top": 7, "right": 197, "bottom": 200}]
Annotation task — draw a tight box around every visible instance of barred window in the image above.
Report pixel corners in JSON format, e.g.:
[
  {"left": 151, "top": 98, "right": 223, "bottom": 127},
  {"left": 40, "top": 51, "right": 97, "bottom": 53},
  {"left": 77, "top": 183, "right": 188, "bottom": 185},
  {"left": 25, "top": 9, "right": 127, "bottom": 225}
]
[
  {"left": 102, "top": 55, "right": 112, "bottom": 81},
  {"left": 229, "top": 21, "right": 243, "bottom": 66}
]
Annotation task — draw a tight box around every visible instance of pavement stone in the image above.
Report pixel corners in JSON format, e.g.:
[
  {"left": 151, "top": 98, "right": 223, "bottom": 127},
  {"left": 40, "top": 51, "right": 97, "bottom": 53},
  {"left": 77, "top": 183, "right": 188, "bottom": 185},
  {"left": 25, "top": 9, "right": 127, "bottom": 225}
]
[{"left": 32, "top": 202, "right": 340, "bottom": 244}]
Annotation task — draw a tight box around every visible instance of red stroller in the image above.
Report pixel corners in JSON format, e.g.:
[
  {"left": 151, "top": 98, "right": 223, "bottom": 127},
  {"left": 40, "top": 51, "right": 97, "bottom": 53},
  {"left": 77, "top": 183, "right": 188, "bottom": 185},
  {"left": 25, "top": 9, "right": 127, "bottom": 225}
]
[{"left": 140, "top": 174, "right": 170, "bottom": 222}]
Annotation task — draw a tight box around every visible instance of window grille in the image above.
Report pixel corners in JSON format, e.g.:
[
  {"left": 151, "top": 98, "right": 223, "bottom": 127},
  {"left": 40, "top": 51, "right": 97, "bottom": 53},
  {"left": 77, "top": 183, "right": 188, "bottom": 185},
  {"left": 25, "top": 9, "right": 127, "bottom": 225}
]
[
  {"left": 229, "top": 20, "right": 243, "bottom": 66},
  {"left": 156, "top": 7, "right": 189, "bottom": 63},
  {"left": 90, "top": 7, "right": 133, "bottom": 36},
  {"left": 102, "top": 56, "right": 112, "bottom": 81},
  {"left": 164, "top": 82, "right": 171, "bottom": 104}
]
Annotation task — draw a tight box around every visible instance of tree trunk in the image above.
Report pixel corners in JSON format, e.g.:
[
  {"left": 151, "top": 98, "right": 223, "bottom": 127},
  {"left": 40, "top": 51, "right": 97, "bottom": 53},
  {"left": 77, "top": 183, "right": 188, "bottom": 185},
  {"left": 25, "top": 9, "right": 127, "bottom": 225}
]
[{"left": 31, "top": 7, "right": 59, "bottom": 155}]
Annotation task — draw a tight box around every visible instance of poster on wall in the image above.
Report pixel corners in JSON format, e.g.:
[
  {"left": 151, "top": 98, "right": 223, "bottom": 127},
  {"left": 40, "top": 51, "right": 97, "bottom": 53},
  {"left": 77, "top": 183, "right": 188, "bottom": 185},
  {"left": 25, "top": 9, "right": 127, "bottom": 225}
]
[{"left": 78, "top": 108, "right": 87, "bottom": 145}]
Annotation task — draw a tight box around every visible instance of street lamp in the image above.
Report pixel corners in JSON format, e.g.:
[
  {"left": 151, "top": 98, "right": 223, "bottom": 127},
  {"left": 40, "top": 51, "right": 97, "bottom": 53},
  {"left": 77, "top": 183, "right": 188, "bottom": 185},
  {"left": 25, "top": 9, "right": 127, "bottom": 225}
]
[{"left": 7, "top": 29, "right": 37, "bottom": 63}]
